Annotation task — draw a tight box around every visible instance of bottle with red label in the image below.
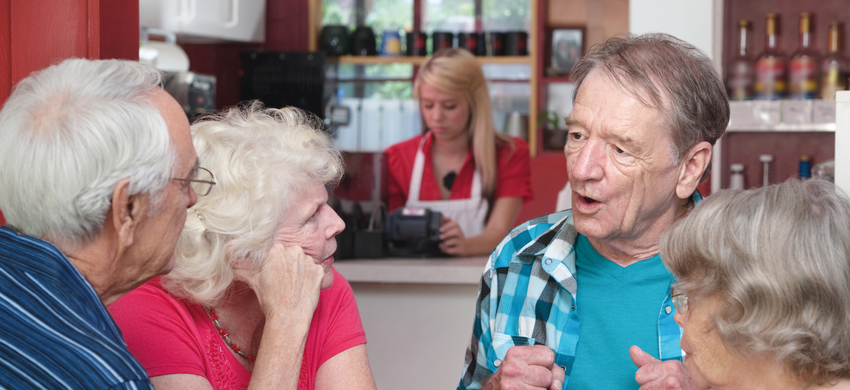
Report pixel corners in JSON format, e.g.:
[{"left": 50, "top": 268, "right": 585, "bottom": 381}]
[
  {"left": 755, "top": 13, "right": 786, "bottom": 100},
  {"left": 788, "top": 12, "right": 819, "bottom": 99},
  {"left": 726, "top": 20, "right": 755, "bottom": 100}
]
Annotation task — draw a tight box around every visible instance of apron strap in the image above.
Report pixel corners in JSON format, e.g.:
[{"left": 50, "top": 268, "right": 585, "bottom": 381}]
[{"left": 408, "top": 135, "right": 428, "bottom": 202}]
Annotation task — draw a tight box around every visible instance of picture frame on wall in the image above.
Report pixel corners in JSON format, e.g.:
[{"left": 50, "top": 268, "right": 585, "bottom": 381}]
[{"left": 546, "top": 27, "right": 584, "bottom": 77}]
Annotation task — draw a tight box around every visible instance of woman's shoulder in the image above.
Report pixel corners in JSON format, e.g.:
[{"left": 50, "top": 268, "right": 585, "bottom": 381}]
[
  {"left": 385, "top": 134, "right": 424, "bottom": 155},
  {"left": 495, "top": 136, "right": 530, "bottom": 158},
  {"left": 109, "top": 277, "right": 198, "bottom": 324}
]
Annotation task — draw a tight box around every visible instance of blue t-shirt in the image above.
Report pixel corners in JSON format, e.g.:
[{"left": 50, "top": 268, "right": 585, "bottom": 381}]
[{"left": 565, "top": 234, "right": 673, "bottom": 390}]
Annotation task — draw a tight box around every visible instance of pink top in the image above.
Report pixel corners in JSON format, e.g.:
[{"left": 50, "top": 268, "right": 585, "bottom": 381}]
[{"left": 109, "top": 268, "right": 367, "bottom": 390}]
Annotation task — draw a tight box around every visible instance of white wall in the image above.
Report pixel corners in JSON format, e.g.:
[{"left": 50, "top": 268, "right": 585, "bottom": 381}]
[{"left": 630, "top": 0, "right": 725, "bottom": 192}]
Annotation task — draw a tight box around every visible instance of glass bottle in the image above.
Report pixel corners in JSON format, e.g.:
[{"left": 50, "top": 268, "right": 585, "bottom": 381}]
[
  {"left": 755, "top": 13, "right": 787, "bottom": 100},
  {"left": 820, "top": 21, "right": 848, "bottom": 99},
  {"left": 726, "top": 20, "right": 755, "bottom": 100},
  {"left": 788, "top": 12, "right": 819, "bottom": 99}
]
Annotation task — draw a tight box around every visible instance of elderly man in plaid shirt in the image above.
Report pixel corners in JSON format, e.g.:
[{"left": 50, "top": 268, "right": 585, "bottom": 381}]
[{"left": 458, "top": 33, "right": 729, "bottom": 390}]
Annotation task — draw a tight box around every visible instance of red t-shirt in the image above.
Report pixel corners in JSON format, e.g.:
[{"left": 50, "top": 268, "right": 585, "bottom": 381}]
[
  {"left": 108, "top": 268, "right": 366, "bottom": 390},
  {"left": 385, "top": 133, "right": 533, "bottom": 212}
]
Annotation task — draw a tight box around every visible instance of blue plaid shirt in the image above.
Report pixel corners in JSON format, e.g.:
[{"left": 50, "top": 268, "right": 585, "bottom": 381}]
[{"left": 458, "top": 204, "right": 697, "bottom": 389}]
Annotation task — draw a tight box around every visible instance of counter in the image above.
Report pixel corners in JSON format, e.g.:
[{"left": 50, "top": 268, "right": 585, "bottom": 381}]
[
  {"left": 334, "top": 255, "right": 489, "bottom": 284},
  {"left": 334, "top": 256, "right": 489, "bottom": 390}
]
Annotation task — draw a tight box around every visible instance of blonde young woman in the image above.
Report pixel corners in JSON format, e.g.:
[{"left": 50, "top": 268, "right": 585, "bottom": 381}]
[
  {"left": 385, "top": 48, "right": 533, "bottom": 256},
  {"left": 109, "top": 103, "right": 376, "bottom": 390}
]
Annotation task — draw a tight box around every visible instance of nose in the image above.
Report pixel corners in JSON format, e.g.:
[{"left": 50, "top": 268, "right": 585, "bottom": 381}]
[
  {"left": 187, "top": 184, "right": 199, "bottom": 208},
  {"left": 568, "top": 140, "right": 604, "bottom": 182},
  {"left": 327, "top": 206, "right": 345, "bottom": 238},
  {"left": 674, "top": 308, "right": 685, "bottom": 327}
]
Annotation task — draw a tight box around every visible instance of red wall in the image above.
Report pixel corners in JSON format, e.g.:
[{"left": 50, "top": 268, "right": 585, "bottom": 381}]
[{"left": 0, "top": 0, "right": 139, "bottom": 226}]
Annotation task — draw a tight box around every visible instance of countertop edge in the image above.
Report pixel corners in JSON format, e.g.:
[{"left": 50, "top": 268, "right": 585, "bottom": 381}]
[{"left": 333, "top": 256, "right": 489, "bottom": 285}]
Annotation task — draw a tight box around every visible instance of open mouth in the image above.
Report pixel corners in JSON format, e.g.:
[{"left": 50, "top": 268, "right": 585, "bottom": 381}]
[{"left": 582, "top": 196, "right": 598, "bottom": 204}]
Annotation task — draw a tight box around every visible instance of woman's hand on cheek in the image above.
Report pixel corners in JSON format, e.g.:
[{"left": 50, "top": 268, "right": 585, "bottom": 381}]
[
  {"left": 232, "top": 243, "right": 324, "bottom": 319},
  {"left": 439, "top": 217, "right": 467, "bottom": 256}
]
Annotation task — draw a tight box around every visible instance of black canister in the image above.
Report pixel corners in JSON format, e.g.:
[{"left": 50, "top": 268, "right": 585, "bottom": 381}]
[
  {"left": 406, "top": 31, "right": 427, "bottom": 56},
  {"left": 475, "top": 32, "right": 488, "bottom": 56},
  {"left": 319, "top": 25, "right": 351, "bottom": 56},
  {"left": 431, "top": 31, "right": 455, "bottom": 54},
  {"left": 488, "top": 32, "right": 505, "bottom": 56},
  {"left": 504, "top": 31, "right": 528, "bottom": 56},
  {"left": 457, "top": 32, "right": 479, "bottom": 55},
  {"left": 350, "top": 26, "right": 377, "bottom": 56}
]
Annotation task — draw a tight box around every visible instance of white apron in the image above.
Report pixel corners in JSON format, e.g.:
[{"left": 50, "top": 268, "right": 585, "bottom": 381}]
[{"left": 405, "top": 136, "right": 489, "bottom": 237}]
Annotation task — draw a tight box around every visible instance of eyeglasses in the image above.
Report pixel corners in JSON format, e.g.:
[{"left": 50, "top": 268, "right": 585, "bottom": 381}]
[
  {"left": 171, "top": 167, "right": 216, "bottom": 196},
  {"left": 672, "top": 291, "right": 689, "bottom": 315}
]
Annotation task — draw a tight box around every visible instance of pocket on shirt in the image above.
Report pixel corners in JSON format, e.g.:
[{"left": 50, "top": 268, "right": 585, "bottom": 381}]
[{"left": 492, "top": 333, "right": 537, "bottom": 361}]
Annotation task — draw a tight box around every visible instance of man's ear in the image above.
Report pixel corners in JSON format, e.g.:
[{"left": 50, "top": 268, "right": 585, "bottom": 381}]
[
  {"left": 111, "top": 178, "right": 145, "bottom": 248},
  {"left": 676, "top": 141, "right": 712, "bottom": 199}
]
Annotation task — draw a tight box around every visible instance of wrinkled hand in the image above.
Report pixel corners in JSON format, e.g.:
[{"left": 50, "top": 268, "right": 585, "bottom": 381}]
[
  {"left": 232, "top": 243, "right": 324, "bottom": 319},
  {"left": 439, "top": 216, "right": 468, "bottom": 256},
  {"left": 630, "top": 346, "right": 704, "bottom": 390},
  {"left": 484, "top": 346, "right": 565, "bottom": 390}
]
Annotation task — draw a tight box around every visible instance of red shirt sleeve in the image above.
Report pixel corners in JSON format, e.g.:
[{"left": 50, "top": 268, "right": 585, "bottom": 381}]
[
  {"left": 108, "top": 278, "right": 208, "bottom": 379},
  {"left": 494, "top": 137, "right": 534, "bottom": 204}
]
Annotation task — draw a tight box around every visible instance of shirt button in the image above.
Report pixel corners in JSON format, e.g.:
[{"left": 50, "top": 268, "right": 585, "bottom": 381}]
[
  {"left": 560, "top": 365, "right": 567, "bottom": 372},
  {"left": 545, "top": 259, "right": 552, "bottom": 265},
  {"left": 494, "top": 359, "right": 501, "bottom": 367},
  {"left": 665, "top": 305, "right": 672, "bottom": 315}
]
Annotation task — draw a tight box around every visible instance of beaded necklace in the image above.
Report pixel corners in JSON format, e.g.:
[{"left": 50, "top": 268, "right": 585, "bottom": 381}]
[{"left": 207, "top": 309, "right": 256, "bottom": 362}]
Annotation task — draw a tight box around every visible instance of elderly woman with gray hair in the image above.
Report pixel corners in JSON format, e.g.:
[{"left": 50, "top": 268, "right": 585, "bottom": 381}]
[
  {"left": 650, "top": 179, "right": 850, "bottom": 390},
  {"left": 109, "top": 103, "right": 377, "bottom": 390}
]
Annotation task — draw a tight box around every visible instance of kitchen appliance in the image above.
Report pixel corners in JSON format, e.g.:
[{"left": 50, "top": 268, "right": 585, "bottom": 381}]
[
  {"left": 319, "top": 25, "right": 351, "bottom": 56},
  {"left": 385, "top": 207, "right": 444, "bottom": 257},
  {"left": 240, "top": 52, "right": 325, "bottom": 119},
  {"left": 406, "top": 31, "right": 427, "bottom": 56},
  {"left": 457, "top": 32, "right": 479, "bottom": 54},
  {"left": 163, "top": 72, "right": 216, "bottom": 121},
  {"left": 504, "top": 31, "right": 529, "bottom": 56},
  {"left": 431, "top": 31, "right": 454, "bottom": 54},
  {"left": 351, "top": 26, "right": 378, "bottom": 56},
  {"left": 381, "top": 29, "right": 402, "bottom": 56}
]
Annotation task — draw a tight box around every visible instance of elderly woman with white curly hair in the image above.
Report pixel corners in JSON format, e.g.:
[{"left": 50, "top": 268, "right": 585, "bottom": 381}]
[
  {"left": 109, "top": 103, "right": 377, "bottom": 390},
  {"left": 649, "top": 179, "right": 850, "bottom": 390}
]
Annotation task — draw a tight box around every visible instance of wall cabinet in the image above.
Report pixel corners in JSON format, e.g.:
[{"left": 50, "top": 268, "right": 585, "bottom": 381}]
[{"left": 140, "top": 0, "right": 266, "bottom": 43}]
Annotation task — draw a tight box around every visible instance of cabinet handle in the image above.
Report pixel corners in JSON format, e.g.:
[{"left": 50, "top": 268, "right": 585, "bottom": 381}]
[
  {"left": 224, "top": 0, "right": 239, "bottom": 28},
  {"left": 182, "top": 0, "right": 196, "bottom": 23}
]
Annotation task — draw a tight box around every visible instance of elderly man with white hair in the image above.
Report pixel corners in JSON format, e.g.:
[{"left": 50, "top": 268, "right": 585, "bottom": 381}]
[{"left": 0, "top": 58, "right": 204, "bottom": 389}]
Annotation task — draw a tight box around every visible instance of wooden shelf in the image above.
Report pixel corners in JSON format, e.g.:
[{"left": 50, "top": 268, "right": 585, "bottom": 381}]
[
  {"left": 540, "top": 76, "right": 573, "bottom": 84},
  {"left": 327, "top": 55, "right": 533, "bottom": 66}
]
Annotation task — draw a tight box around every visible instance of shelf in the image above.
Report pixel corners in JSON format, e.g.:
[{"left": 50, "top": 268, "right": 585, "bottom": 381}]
[
  {"left": 327, "top": 55, "right": 533, "bottom": 65},
  {"left": 726, "top": 122, "right": 836, "bottom": 132},
  {"left": 540, "top": 76, "right": 573, "bottom": 84}
]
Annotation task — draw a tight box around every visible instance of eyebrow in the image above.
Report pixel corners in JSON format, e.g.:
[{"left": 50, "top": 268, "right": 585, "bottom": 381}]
[
  {"left": 564, "top": 118, "right": 644, "bottom": 153},
  {"left": 189, "top": 159, "right": 200, "bottom": 178}
]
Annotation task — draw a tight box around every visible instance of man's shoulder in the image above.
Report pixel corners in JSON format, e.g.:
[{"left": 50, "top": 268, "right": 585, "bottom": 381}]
[
  {"left": 0, "top": 283, "right": 152, "bottom": 389},
  {"left": 490, "top": 210, "right": 575, "bottom": 268}
]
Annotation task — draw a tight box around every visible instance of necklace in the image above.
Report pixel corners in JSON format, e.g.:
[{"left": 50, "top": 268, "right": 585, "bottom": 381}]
[{"left": 207, "top": 309, "right": 256, "bottom": 362}]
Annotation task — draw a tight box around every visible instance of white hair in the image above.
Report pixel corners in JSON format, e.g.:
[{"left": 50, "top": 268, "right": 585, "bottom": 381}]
[
  {"left": 0, "top": 58, "right": 175, "bottom": 247},
  {"left": 163, "top": 102, "right": 343, "bottom": 306}
]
